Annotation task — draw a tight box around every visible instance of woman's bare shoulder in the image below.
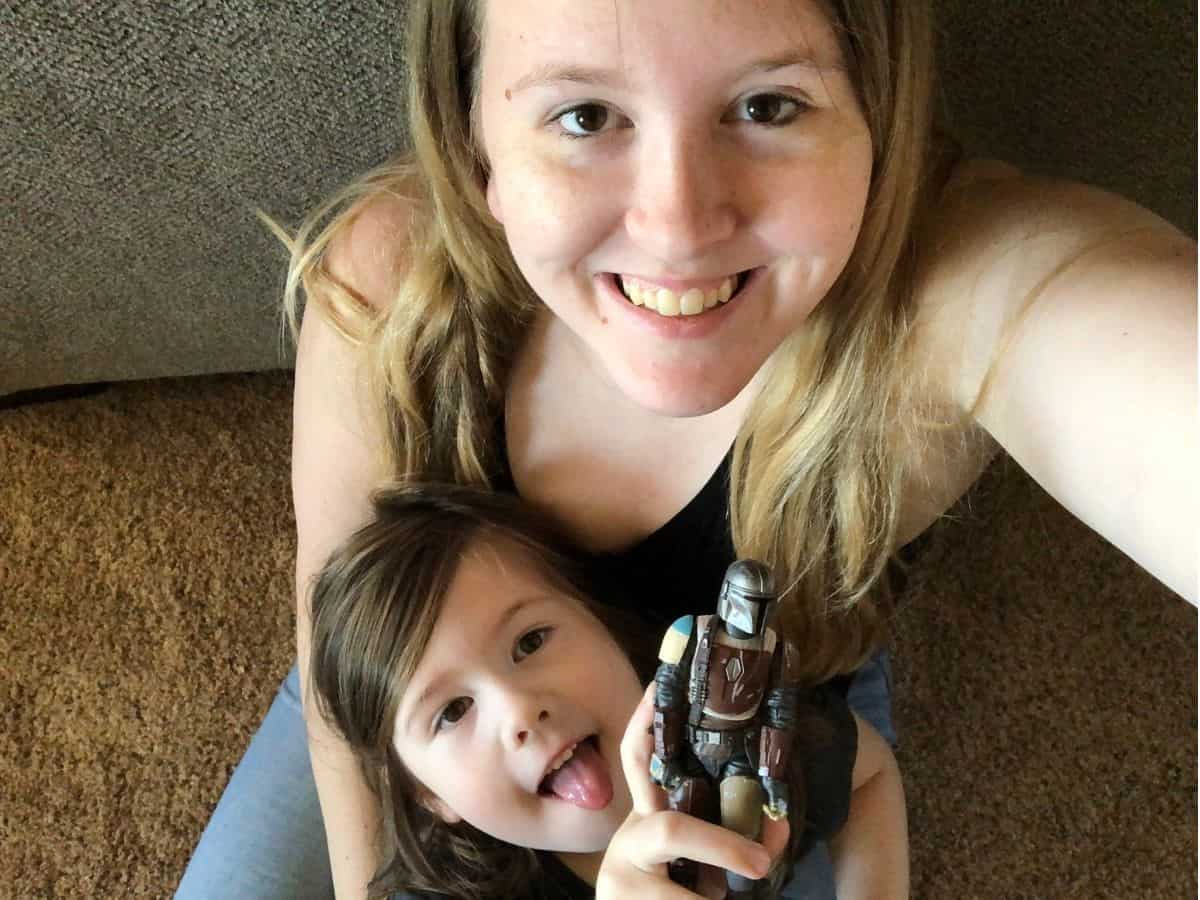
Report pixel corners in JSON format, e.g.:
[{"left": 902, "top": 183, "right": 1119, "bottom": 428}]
[
  {"left": 291, "top": 185, "right": 419, "bottom": 568},
  {"left": 323, "top": 189, "right": 417, "bottom": 312},
  {"left": 924, "top": 157, "right": 1181, "bottom": 263},
  {"left": 910, "top": 157, "right": 1190, "bottom": 409},
  {"left": 908, "top": 158, "right": 1197, "bottom": 598}
]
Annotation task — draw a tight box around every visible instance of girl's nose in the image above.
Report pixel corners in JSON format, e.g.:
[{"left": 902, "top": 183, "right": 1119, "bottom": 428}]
[
  {"left": 504, "top": 699, "right": 551, "bottom": 750},
  {"left": 511, "top": 708, "right": 550, "bottom": 747},
  {"left": 624, "top": 136, "right": 737, "bottom": 264}
]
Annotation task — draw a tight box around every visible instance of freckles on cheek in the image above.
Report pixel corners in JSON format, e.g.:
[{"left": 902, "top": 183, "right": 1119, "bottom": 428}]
[
  {"left": 500, "top": 157, "right": 586, "bottom": 231},
  {"left": 793, "top": 168, "right": 870, "bottom": 245},
  {"left": 501, "top": 153, "right": 623, "bottom": 254}
]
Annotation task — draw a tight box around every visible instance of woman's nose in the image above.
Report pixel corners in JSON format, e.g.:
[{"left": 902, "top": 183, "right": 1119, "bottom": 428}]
[{"left": 624, "top": 135, "right": 737, "bottom": 264}]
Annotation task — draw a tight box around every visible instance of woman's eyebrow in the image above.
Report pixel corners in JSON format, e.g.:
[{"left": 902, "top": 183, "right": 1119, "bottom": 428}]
[
  {"left": 506, "top": 49, "right": 839, "bottom": 97},
  {"left": 749, "top": 50, "right": 844, "bottom": 75},
  {"left": 508, "top": 63, "right": 625, "bottom": 96}
]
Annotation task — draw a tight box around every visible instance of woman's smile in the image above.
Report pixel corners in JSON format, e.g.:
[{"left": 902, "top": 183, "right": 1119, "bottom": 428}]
[{"left": 595, "top": 268, "right": 766, "bottom": 342}]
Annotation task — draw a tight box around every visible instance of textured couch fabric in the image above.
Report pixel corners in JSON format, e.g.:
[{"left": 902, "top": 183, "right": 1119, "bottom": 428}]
[{"left": 3, "top": 2, "right": 1196, "bottom": 397}]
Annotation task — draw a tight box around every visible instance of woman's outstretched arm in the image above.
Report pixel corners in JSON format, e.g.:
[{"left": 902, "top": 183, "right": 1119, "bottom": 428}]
[{"left": 921, "top": 170, "right": 1197, "bottom": 603}]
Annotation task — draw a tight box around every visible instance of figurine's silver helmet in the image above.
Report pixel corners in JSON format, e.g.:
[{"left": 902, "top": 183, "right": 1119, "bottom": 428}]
[{"left": 716, "top": 559, "right": 777, "bottom": 636}]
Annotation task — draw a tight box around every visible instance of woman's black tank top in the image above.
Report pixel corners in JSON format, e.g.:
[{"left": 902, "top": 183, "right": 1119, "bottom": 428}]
[{"left": 494, "top": 427, "right": 736, "bottom": 630}]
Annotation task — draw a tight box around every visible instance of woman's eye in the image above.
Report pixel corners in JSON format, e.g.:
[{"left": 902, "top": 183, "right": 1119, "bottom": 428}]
[
  {"left": 733, "top": 93, "right": 807, "bottom": 126},
  {"left": 435, "top": 697, "right": 473, "bottom": 732},
  {"left": 555, "top": 104, "right": 613, "bottom": 138},
  {"left": 514, "top": 626, "right": 551, "bottom": 660}
]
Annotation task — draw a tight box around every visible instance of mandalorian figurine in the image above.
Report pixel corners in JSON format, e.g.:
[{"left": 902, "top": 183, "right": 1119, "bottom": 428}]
[{"left": 649, "top": 559, "right": 801, "bottom": 899}]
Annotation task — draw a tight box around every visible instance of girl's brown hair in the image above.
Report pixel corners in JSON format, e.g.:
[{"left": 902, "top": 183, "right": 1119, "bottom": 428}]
[
  {"left": 286, "top": 0, "right": 957, "bottom": 680},
  {"left": 308, "top": 482, "right": 651, "bottom": 899}
]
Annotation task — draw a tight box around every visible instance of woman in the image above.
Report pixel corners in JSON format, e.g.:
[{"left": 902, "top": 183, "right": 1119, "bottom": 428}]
[{"left": 176, "top": 1, "right": 1196, "bottom": 898}]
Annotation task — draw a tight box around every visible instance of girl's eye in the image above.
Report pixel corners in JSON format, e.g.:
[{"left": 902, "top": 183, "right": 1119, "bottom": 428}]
[
  {"left": 435, "top": 697, "right": 473, "bottom": 732},
  {"left": 514, "top": 626, "right": 552, "bottom": 660},
  {"left": 554, "top": 104, "right": 614, "bottom": 138},
  {"left": 732, "top": 93, "right": 808, "bottom": 127}
]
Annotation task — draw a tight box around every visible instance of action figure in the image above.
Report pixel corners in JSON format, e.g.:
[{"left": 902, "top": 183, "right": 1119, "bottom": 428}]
[{"left": 649, "top": 559, "right": 801, "bottom": 899}]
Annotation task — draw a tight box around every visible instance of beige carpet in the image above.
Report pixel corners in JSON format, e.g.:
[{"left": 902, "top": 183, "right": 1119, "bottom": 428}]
[{"left": 1, "top": 372, "right": 1194, "bottom": 898}]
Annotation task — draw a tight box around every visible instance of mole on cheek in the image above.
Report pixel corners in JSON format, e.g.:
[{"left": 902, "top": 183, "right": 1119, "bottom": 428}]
[{"left": 505, "top": 88, "right": 512, "bottom": 101}]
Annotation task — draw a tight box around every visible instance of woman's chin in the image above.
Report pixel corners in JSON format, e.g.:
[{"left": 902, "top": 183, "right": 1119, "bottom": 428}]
[{"left": 609, "top": 364, "right": 757, "bottom": 419}]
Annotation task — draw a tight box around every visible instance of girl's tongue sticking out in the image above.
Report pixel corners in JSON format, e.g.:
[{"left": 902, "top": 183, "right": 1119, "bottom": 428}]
[{"left": 541, "top": 738, "right": 613, "bottom": 810}]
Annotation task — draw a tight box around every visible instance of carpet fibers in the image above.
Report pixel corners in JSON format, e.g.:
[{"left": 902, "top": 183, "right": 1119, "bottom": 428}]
[{"left": 1, "top": 372, "right": 1194, "bottom": 898}]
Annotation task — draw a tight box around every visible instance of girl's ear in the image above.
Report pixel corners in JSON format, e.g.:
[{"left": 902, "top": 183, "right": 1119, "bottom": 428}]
[{"left": 419, "top": 790, "right": 463, "bottom": 824}]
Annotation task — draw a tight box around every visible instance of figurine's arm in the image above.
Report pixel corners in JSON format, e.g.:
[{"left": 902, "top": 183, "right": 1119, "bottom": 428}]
[
  {"left": 758, "top": 635, "right": 802, "bottom": 820},
  {"left": 649, "top": 615, "right": 695, "bottom": 789}
]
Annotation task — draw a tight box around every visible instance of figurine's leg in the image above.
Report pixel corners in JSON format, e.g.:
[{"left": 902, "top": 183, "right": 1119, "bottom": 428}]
[
  {"left": 666, "top": 769, "right": 717, "bottom": 890},
  {"left": 719, "top": 765, "right": 765, "bottom": 900}
]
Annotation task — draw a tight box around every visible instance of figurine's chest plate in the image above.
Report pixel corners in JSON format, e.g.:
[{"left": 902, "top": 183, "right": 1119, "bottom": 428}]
[{"left": 690, "top": 616, "right": 776, "bottom": 722}]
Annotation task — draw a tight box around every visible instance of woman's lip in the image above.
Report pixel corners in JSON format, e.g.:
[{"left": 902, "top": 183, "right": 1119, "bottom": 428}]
[{"left": 597, "top": 268, "right": 762, "bottom": 338}]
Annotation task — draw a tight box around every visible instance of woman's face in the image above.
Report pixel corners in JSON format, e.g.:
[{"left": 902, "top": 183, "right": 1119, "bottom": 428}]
[{"left": 478, "top": 0, "right": 874, "bottom": 417}]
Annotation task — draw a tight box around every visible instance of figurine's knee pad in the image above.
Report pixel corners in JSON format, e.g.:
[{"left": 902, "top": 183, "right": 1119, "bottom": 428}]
[{"left": 719, "top": 774, "right": 764, "bottom": 841}]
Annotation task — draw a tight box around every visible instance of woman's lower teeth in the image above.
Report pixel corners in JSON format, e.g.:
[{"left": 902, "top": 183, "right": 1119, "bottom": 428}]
[{"left": 620, "top": 275, "right": 736, "bottom": 316}]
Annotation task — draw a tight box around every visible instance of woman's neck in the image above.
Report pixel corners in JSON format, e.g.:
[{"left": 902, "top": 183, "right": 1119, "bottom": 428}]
[{"left": 505, "top": 311, "right": 762, "bottom": 553}]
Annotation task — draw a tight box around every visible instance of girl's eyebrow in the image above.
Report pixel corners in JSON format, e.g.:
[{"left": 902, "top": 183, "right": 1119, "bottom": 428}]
[
  {"left": 400, "top": 596, "right": 541, "bottom": 734},
  {"left": 506, "top": 50, "right": 840, "bottom": 97}
]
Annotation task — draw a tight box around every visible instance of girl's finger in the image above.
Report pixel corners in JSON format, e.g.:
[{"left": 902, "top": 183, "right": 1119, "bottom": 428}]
[
  {"left": 759, "top": 808, "right": 791, "bottom": 869},
  {"left": 620, "top": 810, "right": 771, "bottom": 882},
  {"left": 620, "top": 682, "right": 665, "bottom": 815}
]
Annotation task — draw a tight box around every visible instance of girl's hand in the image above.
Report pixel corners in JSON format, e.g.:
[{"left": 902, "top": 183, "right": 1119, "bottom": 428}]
[{"left": 595, "top": 685, "right": 789, "bottom": 899}]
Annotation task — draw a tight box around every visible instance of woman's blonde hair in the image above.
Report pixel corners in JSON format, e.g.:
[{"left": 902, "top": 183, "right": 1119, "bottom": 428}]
[{"left": 285, "top": 0, "right": 955, "bottom": 680}]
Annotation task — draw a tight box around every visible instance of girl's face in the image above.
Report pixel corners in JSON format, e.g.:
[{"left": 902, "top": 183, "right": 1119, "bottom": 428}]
[
  {"left": 478, "top": 0, "right": 873, "bottom": 417},
  {"left": 392, "top": 539, "right": 644, "bottom": 854}
]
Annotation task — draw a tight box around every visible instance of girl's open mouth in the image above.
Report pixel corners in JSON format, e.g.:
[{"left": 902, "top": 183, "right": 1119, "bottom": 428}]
[{"left": 536, "top": 735, "right": 612, "bottom": 810}]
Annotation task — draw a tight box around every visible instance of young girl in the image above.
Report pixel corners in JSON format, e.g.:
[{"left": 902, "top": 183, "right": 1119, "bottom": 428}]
[
  {"left": 305, "top": 482, "right": 907, "bottom": 899},
  {"left": 176, "top": 1, "right": 1195, "bottom": 897}
]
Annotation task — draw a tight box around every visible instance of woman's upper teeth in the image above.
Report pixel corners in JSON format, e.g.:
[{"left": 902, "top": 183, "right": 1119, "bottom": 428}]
[{"left": 620, "top": 275, "right": 736, "bottom": 316}]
